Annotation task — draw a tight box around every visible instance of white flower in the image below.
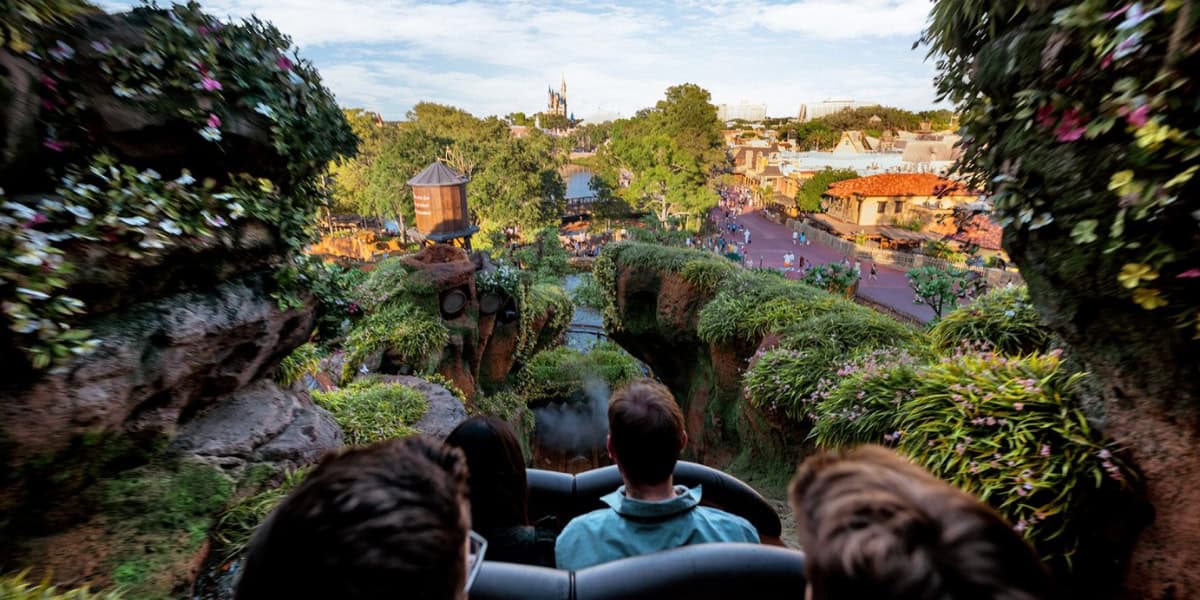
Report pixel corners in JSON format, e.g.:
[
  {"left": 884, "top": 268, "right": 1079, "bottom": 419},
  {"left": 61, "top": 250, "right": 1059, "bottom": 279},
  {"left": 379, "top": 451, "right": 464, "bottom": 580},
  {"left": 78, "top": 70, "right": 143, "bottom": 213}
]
[
  {"left": 174, "top": 173, "right": 196, "bottom": 186},
  {"left": 112, "top": 84, "right": 137, "bottom": 98},
  {"left": 139, "top": 51, "right": 164, "bottom": 68},
  {"left": 228, "top": 202, "right": 245, "bottom": 219},
  {"left": 253, "top": 102, "right": 277, "bottom": 120},
  {"left": 160, "top": 219, "right": 183, "bottom": 235},
  {"left": 48, "top": 41, "right": 75, "bottom": 61},
  {"left": 139, "top": 236, "right": 166, "bottom": 249},
  {"left": 16, "top": 287, "right": 51, "bottom": 300},
  {"left": 202, "top": 211, "right": 228, "bottom": 228},
  {"left": 14, "top": 253, "right": 42, "bottom": 266},
  {"left": 3, "top": 201, "right": 36, "bottom": 220},
  {"left": 15, "top": 319, "right": 40, "bottom": 334},
  {"left": 38, "top": 198, "right": 64, "bottom": 212},
  {"left": 135, "top": 169, "right": 161, "bottom": 184},
  {"left": 90, "top": 41, "right": 111, "bottom": 54},
  {"left": 66, "top": 205, "right": 93, "bottom": 222},
  {"left": 140, "top": 84, "right": 162, "bottom": 96},
  {"left": 118, "top": 216, "right": 150, "bottom": 227},
  {"left": 199, "top": 127, "right": 223, "bottom": 142},
  {"left": 212, "top": 193, "right": 234, "bottom": 200},
  {"left": 287, "top": 71, "right": 304, "bottom": 86},
  {"left": 1029, "top": 212, "right": 1054, "bottom": 230},
  {"left": 1118, "top": 3, "right": 1163, "bottom": 30}
]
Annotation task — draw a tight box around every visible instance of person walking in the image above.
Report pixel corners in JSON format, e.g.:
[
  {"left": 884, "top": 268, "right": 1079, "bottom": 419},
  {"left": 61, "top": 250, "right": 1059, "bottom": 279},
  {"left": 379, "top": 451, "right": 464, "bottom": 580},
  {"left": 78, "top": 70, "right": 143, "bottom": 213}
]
[
  {"left": 743, "top": 228, "right": 751, "bottom": 245},
  {"left": 869, "top": 262, "right": 878, "bottom": 281},
  {"left": 792, "top": 230, "right": 799, "bottom": 246},
  {"left": 854, "top": 259, "right": 862, "bottom": 275}
]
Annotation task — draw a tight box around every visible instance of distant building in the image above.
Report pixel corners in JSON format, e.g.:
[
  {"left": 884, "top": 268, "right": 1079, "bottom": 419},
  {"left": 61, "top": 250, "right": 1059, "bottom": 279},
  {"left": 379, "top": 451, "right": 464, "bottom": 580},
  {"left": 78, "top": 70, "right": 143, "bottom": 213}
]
[
  {"left": 718, "top": 101, "right": 767, "bottom": 122},
  {"left": 820, "top": 173, "right": 975, "bottom": 228},
  {"left": 548, "top": 76, "right": 567, "bottom": 117},
  {"left": 799, "top": 99, "right": 872, "bottom": 122}
]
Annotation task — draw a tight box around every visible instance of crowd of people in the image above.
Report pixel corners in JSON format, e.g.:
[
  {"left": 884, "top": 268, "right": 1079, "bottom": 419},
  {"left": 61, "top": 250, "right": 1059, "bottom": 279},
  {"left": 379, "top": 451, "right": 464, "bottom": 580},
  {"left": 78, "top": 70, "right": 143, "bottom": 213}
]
[{"left": 235, "top": 378, "right": 1054, "bottom": 600}]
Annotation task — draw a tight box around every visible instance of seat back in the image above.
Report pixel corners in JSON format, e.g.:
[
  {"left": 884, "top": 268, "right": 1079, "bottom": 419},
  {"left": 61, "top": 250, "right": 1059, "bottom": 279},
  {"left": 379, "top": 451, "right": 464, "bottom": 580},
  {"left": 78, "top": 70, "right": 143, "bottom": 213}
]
[{"left": 470, "top": 543, "right": 806, "bottom": 600}]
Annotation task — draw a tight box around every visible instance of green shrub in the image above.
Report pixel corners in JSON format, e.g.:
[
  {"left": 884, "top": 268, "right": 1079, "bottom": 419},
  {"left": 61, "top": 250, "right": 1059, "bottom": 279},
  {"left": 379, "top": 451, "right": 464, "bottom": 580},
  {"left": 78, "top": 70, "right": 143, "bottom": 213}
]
[
  {"left": 569, "top": 273, "right": 607, "bottom": 309},
  {"left": 475, "top": 263, "right": 523, "bottom": 298},
  {"left": 697, "top": 271, "right": 845, "bottom": 345},
  {"left": 276, "top": 342, "right": 324, "bottom": 387},
  {"left": 312, "top": 380, "right": 429, "bottom": 445},
  {"left": 421, "top": 373, "right": 468, "bottom": 403},
  {"left": 517, "top": 282, "right": 574, "bottom": 361},
  {"left": 213, "top": 468, "right": 308, "bottom": 560},
  {"left": 929, "top": 286, "right": 1049, "bottom": 355},
  {"left": 473, "top": 390, "right": 535, "bottom": 438},
  {"left": 809, "top": 349, "right": 924, "bottom": 448},
  {"left": 0, "top": 572, "right": 123, "bottom": 600},
  {"left": 521, "top": 343, "right": 643, "bottom": 405},
  {"left": 514, "top": 227, "right": 571, "bottom": 281},
  {"left": 353, "top": 257, "right": 436, "bottom": 312},
  {"left": 744, "top": 310, "right": 923, "bottom": 421},
  {"left": 801, "top": 262, "right": 860, "bottom": 297},
  {"left": 897, "top": 350, "right": 1132, "bottom": 566},
  {"left": 340, "top": 302, "right": 448, "bottom": 383}
]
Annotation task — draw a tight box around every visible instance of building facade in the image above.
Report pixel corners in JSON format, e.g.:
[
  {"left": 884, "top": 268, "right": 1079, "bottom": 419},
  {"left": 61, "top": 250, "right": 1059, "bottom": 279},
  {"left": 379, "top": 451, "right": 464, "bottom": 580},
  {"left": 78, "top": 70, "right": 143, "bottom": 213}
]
[
  {"left": 717, "top": 101, "right": 767, "bottom": 122},
  {"left": 821, "top": 173, "right": 976, "bottom": 227}
]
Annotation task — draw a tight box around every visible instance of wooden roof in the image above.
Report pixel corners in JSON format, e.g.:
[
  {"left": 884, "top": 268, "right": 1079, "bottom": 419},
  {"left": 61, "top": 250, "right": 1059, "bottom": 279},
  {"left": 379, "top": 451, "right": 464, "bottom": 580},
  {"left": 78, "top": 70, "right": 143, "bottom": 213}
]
[{"left": 407, "top": 161, "right": 469, "bottom": 186}]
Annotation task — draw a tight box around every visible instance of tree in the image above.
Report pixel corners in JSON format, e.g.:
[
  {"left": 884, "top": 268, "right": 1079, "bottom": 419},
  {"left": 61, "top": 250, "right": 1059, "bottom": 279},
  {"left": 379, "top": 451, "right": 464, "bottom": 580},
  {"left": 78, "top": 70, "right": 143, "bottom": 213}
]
[
  {"left": 906, "top": 266, "right": 985, "bottom": 319},
  {"left": 796, "top": 168, "right": 857, "bottom": 212},
  {"left": 612, "top": 133, "right": 716, "bottom": 224}
]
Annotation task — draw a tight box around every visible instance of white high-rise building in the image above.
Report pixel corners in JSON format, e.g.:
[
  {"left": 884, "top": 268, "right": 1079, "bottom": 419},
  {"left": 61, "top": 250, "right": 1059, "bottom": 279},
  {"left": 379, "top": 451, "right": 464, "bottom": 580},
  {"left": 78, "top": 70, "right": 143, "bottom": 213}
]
[{"left": 717, "top": 101, "right": 768, "bottom": 122}]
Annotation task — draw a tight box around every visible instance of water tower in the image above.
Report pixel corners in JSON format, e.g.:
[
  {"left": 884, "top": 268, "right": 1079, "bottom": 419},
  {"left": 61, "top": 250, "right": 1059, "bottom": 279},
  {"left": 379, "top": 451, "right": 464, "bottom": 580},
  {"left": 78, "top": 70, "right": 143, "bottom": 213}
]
[{"left": 407, "top": 161, "right": 479, "bottom": 249}]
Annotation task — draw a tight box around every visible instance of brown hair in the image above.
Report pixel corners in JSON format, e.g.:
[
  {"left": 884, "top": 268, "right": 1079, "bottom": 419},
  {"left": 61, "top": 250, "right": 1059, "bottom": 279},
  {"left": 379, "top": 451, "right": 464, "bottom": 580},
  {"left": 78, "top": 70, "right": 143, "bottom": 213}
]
[
  {"left": 790, "top": 445, "right": 1053, "bottom": 600},
  {"left": 236, "top": 436, "right": 470, "bottom": 600},
  {"left": 446, "top": 415, "right": 529, "bottom": 534},
  {"left": 607, "top": 378, "right": 686, "bottom": 486}
]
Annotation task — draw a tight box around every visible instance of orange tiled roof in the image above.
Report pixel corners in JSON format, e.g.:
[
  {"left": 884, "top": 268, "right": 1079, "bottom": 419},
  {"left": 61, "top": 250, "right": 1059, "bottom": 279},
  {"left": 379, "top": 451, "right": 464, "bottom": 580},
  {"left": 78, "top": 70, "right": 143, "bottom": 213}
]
[
  {"left": 825, "top": 173, "right": 974, "bottom": 199},
  {"left": 949, "top": 214, "right": 1004, "bottom": 250}
]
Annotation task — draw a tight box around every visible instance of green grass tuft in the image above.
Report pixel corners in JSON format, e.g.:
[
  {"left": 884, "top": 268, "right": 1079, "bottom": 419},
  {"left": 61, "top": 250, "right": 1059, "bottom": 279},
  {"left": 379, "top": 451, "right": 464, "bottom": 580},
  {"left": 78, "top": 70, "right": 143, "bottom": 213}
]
[{"left": 313, "top": 380, "right": 429, "bottom": 445}]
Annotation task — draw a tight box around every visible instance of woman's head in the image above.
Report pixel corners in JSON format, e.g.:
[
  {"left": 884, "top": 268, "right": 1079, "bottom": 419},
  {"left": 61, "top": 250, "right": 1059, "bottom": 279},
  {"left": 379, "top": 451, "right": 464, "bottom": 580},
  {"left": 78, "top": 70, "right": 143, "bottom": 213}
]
[
  {"left": 445, "top": 416, "right": 529, "bottom": 533},
  {"left": 790, "top": 445, "right": 1053, "bottom": 600}
]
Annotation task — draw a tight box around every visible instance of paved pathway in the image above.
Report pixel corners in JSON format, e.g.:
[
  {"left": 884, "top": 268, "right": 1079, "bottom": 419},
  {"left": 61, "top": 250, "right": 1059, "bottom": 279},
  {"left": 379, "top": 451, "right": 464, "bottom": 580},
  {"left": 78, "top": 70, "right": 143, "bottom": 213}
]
[{"left": 713, "top": 208, "right": 937, "bottom": 323}]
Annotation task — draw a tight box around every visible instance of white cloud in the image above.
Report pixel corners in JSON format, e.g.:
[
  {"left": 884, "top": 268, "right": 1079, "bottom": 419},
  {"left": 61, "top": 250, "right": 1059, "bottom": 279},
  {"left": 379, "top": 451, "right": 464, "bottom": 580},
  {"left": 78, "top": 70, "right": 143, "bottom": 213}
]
[{"left": 98, "top": 0, "right": 943, "bottom": 119}]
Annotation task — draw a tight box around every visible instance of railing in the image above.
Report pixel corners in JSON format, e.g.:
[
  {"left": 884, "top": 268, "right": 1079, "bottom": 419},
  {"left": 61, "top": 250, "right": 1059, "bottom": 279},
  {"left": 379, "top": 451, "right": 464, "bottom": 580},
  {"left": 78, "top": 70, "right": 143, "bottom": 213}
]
[
  {"left": 785, "top": 219, "right": 1023, "bottom": 289},
  {"left": 565, "top": 196, "right": 599, "bottom": 217}
]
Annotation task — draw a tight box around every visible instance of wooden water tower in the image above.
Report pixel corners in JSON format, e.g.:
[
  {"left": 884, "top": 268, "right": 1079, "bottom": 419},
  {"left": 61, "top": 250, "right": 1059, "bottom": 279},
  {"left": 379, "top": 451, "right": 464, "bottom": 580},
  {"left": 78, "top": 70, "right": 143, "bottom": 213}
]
[{"left": 407, "top": 161, "right": 479, "bottom": 249}]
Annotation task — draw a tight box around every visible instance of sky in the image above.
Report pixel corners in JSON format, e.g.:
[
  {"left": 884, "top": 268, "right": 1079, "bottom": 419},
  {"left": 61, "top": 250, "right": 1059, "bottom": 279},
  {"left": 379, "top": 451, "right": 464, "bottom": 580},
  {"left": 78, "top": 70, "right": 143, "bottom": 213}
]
[{"left": 98, "top": 0, "right": 943, "bottom": 122}]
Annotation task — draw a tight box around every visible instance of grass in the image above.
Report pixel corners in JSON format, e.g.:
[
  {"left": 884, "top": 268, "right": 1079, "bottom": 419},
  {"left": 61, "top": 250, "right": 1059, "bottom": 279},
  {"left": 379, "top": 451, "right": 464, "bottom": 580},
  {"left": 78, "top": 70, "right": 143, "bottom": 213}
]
[
  {"left": 339, "top": 301, "right": 448, "bottom": 383},
  {"left": 275, "top": 342, "right": 323, "bottom": 387},
  {"left": 212, "top": 468, "right": 310, "bottom": 560},
  {"left": 929, "top": 286, "right": 1050, "bottom": 355},
  {"left": 312, "top": 380, "right": 429, "bottom": 445},
  {"left": 0, "top": 572, "right": 124, "bottom": 600},
  {"left": 521, "top": 343, "right": 643, "bottom": 405}
]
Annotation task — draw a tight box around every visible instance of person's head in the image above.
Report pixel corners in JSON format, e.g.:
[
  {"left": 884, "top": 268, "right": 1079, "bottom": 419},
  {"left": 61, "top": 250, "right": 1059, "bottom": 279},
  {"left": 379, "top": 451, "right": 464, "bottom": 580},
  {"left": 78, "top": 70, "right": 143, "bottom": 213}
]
[
  {"left": 606, "top": 378, "right": 687, "bottom": 487},
  {"left": 789, "top": 445, "right": 1053, "bottom": 600},
  {"left": 445, "top": 415, "right": 529, "bottom": 533},
  {"left": 237, "top": 436, "right": 471, "bottom": 600}
]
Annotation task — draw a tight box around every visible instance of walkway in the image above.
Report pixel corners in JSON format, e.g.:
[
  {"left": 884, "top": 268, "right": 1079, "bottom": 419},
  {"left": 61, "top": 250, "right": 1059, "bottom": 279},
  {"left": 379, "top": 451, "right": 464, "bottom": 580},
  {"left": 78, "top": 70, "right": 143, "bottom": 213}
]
[{"left": 716, "top": 208, "right": 937, "bottom": 323}]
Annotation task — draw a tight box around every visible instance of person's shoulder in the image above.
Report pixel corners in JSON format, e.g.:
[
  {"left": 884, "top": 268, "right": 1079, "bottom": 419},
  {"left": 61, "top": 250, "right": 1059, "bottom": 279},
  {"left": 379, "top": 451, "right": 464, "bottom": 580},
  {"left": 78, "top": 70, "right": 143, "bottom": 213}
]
[
  {"left": 558, "top": 507, "right": 613, "bottom": 538},
  {"left": 695, "top": 506, "right": 760, "bottom": 540}
]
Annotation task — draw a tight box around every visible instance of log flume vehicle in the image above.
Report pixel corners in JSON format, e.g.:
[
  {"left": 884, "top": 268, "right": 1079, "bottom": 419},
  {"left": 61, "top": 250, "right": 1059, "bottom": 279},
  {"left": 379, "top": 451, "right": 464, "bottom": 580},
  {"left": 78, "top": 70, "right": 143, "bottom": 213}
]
[{"left": 471, "top": 461, "right": 807, "bottom": 600}]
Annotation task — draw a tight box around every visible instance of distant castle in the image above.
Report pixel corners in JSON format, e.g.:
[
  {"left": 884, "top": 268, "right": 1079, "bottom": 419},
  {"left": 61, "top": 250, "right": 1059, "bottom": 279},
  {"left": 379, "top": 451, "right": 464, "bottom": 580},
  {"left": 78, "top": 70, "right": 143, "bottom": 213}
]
[{"left": 547, "top": 76, "right": 567, "bottom": 117}]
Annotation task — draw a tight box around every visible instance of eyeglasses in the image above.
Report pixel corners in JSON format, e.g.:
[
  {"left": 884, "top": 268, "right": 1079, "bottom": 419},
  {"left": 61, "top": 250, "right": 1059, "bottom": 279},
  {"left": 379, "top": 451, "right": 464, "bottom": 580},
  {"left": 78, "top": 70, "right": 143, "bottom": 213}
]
[{"left": 465, "top": 530, "right": 488, "bottom": 592}]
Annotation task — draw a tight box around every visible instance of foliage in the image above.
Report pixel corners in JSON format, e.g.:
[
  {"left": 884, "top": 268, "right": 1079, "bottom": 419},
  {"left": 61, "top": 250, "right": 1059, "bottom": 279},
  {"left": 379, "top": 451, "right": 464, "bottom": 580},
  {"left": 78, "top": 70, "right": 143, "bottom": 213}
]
[
  {"left": 569, "top": 273, "right": 606, "bottom": 309},
  {"left": 475, "top": 263, "right": 523, "bottom": 298},
  {"left": 809, "top": 349, "right": 925, "bottom": 448},
  {"left": 101, "top": 461, "right": 233, "bottom": 595},
  {"left": 521, "top": 343, "right": 642, "bottom": 405},
  {"left": 421, "top": 372, "right": 468, "bottom": 404},
  {"left": 312, "top": 380, "right": 429, "bottom": 445},
  {"left": 906, "top": 265, "right": 987, "bottom": 319},
  {"left": 930, "top": 286, "right": 1050, "bottom": 355},
  {"left": 514, "top": 227, "right": 571, "bottom": 282},
  {"left": 922, "top": 0, "right": 1200, "bottom": 331},
  {"left": 340, "top": 302, "right": 448, "bottom": 383},
  {"left": 697, "top": 270, "right": 846, "bottom": 345},
  {"left": 516, "top": 282, "right": 573, "bottom": 362},
  {"left": 0, "top": 572, "right": 124, "bottom": 600},
  {"left": 212, "top": 467, "right": 308, "bottom": 560},
  {"left": 795, "top": 168, "right": 857, "bottom": 213},
  {"left": 743, "top": 310, "right": 924, "bottom": 421},
  {"left": 898, "top": 350, "right": 1132, "bottom": 566},
  {"left": 275, "top": 342, "right": 323, "bottom": 387},
  {"left": 472, "top": 390, "right": 535, "bottom": 445},
  {"left": 351, "top": 256, "right": 435, "bottom": 312},
  {"left": 272, "top": 256, "right": 367, "bottom": 339},
  {"left": 801, "top": 262, "right": 860, "bottom": 297}
]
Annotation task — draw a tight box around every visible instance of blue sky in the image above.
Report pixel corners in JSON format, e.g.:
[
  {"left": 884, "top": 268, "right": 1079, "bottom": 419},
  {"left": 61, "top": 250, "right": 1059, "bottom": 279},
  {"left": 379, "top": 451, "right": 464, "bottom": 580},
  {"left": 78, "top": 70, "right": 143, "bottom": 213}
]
[{"left": 98, "top": 0, "right": 942, "bottom": 121}]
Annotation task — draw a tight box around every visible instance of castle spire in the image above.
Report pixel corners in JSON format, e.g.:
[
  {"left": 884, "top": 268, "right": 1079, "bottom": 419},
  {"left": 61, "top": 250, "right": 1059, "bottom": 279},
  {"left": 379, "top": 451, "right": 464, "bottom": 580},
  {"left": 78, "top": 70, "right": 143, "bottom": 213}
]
[{"left": 560, "top": 74, "right": 566, "bottom": 97}]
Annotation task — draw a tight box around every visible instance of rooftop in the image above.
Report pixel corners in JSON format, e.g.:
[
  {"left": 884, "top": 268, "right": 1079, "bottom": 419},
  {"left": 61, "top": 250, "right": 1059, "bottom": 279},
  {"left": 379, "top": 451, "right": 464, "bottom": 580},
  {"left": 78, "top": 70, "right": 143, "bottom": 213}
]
[
  {"left": 407, "top": 161, "right": 470, "bottom": 186},
  {"left": 824, "top": 173, "right": 974, "bottom": 199}
]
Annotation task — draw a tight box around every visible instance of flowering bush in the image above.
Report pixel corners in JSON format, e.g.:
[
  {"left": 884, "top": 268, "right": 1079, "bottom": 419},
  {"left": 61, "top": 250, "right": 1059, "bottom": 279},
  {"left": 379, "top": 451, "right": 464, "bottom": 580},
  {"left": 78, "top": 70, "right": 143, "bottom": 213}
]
[
  {"left": 923, "top": 0, "right": 1199, "bottom": 331},
  {"left": 801, "top": 262, "right": 860, "bottom": 297},
  {"left": 929, "top": 286, "right": 1050, "bottom": 355},
  {"left": 475, "top": 262, "right": 523, "bottom": 298},
  {"left": 898, "top": 350, "right": 1132, "bottom": 567},
  {"left": 808, "top": 349, "right": 924, "bottom": 448}
]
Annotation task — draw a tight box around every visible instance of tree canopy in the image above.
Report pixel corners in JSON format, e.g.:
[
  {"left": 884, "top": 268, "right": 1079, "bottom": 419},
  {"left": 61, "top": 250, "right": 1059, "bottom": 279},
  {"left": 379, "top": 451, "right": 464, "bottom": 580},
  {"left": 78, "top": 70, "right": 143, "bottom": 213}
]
[{"left": 796, "top": 168, "right": 858, "bottom": 212}]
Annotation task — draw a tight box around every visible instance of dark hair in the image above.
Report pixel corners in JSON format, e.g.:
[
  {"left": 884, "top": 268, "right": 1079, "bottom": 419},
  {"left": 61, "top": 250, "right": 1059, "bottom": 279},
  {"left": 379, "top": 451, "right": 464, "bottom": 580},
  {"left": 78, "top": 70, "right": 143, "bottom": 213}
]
[
  {"left": 790, "top": 445, "right": 1053, "bottom": 600},
  {"left": 445, "top": 416, "right": 529, "bottom": 534},
  {"left": 607, "top": 378, "right": 686, "bottom": 486},
  {"left": 236, "top": 436, "right": 470, "bottom": 600}
]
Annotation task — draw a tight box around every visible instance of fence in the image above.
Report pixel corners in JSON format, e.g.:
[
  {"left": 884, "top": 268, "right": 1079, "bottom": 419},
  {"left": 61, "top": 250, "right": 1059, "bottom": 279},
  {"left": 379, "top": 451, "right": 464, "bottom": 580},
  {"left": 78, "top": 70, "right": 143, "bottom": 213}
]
[{"left": 785, "top": 219, "right": 1023, "bottom": 289}]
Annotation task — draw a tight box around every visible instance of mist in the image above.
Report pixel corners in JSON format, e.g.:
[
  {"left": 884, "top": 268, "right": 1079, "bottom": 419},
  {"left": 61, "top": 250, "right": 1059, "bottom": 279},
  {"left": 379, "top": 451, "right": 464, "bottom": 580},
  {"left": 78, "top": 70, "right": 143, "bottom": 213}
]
[{"left": 533, "top": 377, "right": 611, "bottom": 453}]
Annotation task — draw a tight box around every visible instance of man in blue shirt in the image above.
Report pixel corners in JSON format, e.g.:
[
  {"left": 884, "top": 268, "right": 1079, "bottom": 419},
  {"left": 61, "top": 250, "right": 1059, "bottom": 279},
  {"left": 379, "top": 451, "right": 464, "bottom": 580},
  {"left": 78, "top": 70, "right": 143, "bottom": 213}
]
[{"left": 555, "top": 379, "right": 760, "bottom": 570}]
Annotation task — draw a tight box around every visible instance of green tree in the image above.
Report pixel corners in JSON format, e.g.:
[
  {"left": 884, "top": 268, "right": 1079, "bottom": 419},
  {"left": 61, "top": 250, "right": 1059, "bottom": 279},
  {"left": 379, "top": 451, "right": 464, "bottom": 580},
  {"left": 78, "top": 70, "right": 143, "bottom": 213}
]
[
  {"left": 652, "top": 83, "right": 724, "bottom": 165},
  {"left": 613, "top": 133, "right": 716, "bottom": 224},
  {"left": 906, "top": 266, "right": 986, "bottom": 319},
  {"left": 796, "top": 168, "right": 857, "bottom": 212}
]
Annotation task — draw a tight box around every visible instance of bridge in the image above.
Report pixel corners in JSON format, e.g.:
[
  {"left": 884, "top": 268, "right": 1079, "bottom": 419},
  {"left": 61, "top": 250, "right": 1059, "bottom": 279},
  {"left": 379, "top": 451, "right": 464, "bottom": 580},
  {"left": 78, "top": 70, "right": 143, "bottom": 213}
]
[{"left": 564, "top": 195, "right": 599, "bottom": 217}]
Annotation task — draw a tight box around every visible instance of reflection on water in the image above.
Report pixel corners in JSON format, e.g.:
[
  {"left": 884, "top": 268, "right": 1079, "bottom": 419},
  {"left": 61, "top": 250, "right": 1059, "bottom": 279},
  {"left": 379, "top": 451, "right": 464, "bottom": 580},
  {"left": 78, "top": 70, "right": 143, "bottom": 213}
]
[{"left": 565, "top": 169, "right": 595, "bottom": 200}]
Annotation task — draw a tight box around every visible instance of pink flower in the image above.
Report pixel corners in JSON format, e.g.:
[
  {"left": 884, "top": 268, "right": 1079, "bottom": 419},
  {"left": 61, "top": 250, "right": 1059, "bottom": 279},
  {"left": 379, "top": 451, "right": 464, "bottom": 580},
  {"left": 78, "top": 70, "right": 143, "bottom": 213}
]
[
  {"left": 207, "top": 113, "right": 222, "bottom": 128},
  {"left": 276, "top": 55, "right": 294, "bottom": 70},
  {"left": 1125, "top": 104, "right": 1151, "bottom": 128},
  {"left": 1055, "top": 109, "right": 1088, "bottom": 142},
  {"left": 1103, "top": 4, "right": 1132, "bottom": 20},
  {"left": 23, "top": 213, "right": 48, "bottom": 228},
  {"left": 1013, "top": 402, "right": 1025, "bottom": 411},
  {"left": 201, "top": 77, "right": 223, "bottom": 91},
  {"left": 1176, "top": 268, "right": 1200, "bottom": 278},
  {"left": 1035, "top": 105, "right": 1057, "bottom": 129},
  {"left": 43, "top": 138, "right": 66, "bottom": 152},
  {"left": 39, "top": 74, "right": 58, "bottom": 92},
  {"left": 1100, "top": 52, "right": 1114, "bottom": 69},
  {"left": 1040, "top": 444, "right": 1051, "bottom": 457}
]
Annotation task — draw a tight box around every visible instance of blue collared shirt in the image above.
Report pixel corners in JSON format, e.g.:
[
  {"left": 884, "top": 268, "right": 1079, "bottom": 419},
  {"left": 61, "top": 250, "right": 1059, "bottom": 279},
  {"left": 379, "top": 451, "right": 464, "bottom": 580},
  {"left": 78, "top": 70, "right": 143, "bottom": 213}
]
[{"left": 554, "top": 484, "right": 760, "bottom": 571}]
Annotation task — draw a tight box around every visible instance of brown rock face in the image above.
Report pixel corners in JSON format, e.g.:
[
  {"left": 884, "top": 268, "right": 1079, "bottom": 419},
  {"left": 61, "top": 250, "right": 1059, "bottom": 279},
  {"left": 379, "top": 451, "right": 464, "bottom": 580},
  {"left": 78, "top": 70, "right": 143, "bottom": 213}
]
[{"left": 0, "top": 273, "right": 315, "bottom": 466}]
